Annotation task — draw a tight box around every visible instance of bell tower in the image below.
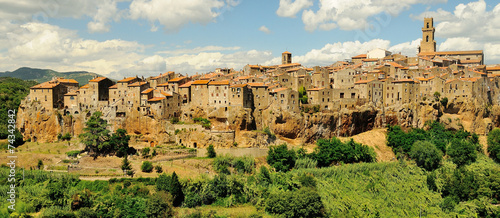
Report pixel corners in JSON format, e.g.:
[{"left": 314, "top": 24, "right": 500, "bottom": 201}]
[
  {"left": 420, "top": 18, "right": 436, "bottom": 53},
  {"left": 282, "top": 51, "right": 292, "bottom": 65}
]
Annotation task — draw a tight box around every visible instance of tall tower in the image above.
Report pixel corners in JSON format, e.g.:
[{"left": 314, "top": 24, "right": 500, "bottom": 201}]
[
  {"left": 420, "top": 18, "right": 436, "bottom": 53},
  {"left": 282, "top": 51, "right": 292, "bottom": 65}
]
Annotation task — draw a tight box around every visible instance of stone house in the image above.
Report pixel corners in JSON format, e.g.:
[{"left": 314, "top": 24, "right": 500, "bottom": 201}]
[
  {"left": 190, "top": 80, "right": 210, "bottom": 107},
  {"left": 269, "top": 87, "right": 299, "bottom": 113},
  {"left": 229, "top": 84, "right": 253, "bottom": 108},
  {"left": 208, "top": 80, "right": 230, "bottom": 108}
]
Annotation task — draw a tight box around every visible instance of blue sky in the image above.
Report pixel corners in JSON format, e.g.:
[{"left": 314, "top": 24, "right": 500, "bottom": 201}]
[{"left": 0, "top": 0, "right": 499, "bottom": 79}]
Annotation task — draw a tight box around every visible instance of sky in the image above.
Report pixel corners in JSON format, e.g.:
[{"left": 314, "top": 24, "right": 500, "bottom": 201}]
[{"left": 0, "top": 0, "right": 500, "bottom": 79}]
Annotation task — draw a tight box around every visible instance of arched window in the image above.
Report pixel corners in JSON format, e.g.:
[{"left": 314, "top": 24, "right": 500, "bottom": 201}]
[
  {"left": 427, "top": 23, "right": 429, "bottom": 28},
  {"left": 426, "top": 35, "right": 429, "bottom": 42}
]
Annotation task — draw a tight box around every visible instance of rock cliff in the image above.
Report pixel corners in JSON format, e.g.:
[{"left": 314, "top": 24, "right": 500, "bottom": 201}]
[{"left": 17, "top": 98, "right": 500, "bottom": 148}]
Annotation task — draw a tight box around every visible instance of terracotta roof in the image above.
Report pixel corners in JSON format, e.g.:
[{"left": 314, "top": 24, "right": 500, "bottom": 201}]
[
  {"left": 109, "top": 84, "right": 118, "bottom": 89},
  {"left": 141, "top": 88, "right": 154, "bottom": 94},
  {"left": 486, "top": 66, "right": 500, "bottom": 71},
  {"left": 248, "top": 82, "right": 267, "bottom": 87},
  {"left": 307, "top": 87, "right": 325, "bottom": 91},
  {"left": 148, "top": 97, "right": 165, "bottom": 102},
  {"left": 128, "top": 81, "right": 148, "bottom": 87},
  {"left": 271, "top": 87, "right": 288, "bottom": 93},
  {"left": 168, "top": 76, "right": 186, "bottom": 82},
  {"left": 89, "top": 77, "right": 107, "bottom": 82},
  {"left": 392, "top": 79, "right": 416, "bottom": 83},
  {"left": 191, "top": 80, "right": 210, "bottom": 85},
  {"left": 209, "top": 80, "right": 230, "bottom": 85},
  {"left": 445, "top": 79, "right": 457, "bottom": 84},
  {"left": 118, "top": 77, "right": 137, "bottom": 83},
  {"left": 354, "top": 79, "right": 375, "bottom": 84},
  {"left": 362, "top": 58, "right": 378, "bottom": 62},
  {"left": 80, "top": 84, "right": 90, "bottom": 89},
  {"left": 160, "top": 90, "right": 173, "bottom": 97},
  {"left": 157, "top": 82, "right": 169, "bottom": 87},
  {"left": 248, "top": 65, "right": 261, "bottom": 69},
  {"left": 31, "top": 81, "right": 60, "bottom": 89},
  {"left": 152, "top": 71, "right": 174, "bottom": 79},
  {"left": 286, "top": 68, "right": 301, "bottom": 72},
  {"left": 436, "top": 50, "right": 483, "bottom": 55},
  {"left": 236, "top": 76, "right": 253, "bottom": 80},
  {"left": 230, "top": 84, "right": 247, "bottom": 88},
  {"left": 278, "top": 63, "right": 301, "bottom": 68},
  {"left": 64, "top": 90, "right": 78, "bottom": 96},
  {"left": 460, "top": 59, "right": 482, "bottom": 64},
  {"left": 460, "top": 77, "right": 481, "bottom": 82},
  {"left": 306, "top": 68, "right": 314, "bottom": 71},
  {"left": 57, "top": 78, "right": 79, "bottom": 84},
  {"left": 386, "top": 62, "right": 405, "bottom": 68},
  {"left": 282, "top": 51, "right": 291, "bottom": 54},
  {"left": 179, "top": 81, "right": 194, "bottom": 88},
  {"left": 352, "top": 54, "right": 367, "bottom": 59}
]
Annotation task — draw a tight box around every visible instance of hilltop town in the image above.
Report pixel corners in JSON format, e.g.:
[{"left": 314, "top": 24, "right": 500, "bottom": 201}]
[{"left": 16, "top": 18, "right": 500, "bottom": 147}]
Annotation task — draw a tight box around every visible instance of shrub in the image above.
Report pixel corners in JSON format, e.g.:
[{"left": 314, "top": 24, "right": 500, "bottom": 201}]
[
  {"left": 265, "top": 188, "right": 325, "bottom": 218},
  {"left": 146, "top": 191, "right": 173, "bottom": 217},
  {"left": 409, "top": 141, "right": 442, "bottom": 171},
  {"left": 440, "top": 97, "right": 448, "bottom": 107},
  {"left": 206, "top": 144, "right": 216, "bottom": 158},
  {"left": 312, "top": 138, "right": 376, "bottom": 167},
  {"left": 263, "top": 127, "right": 276, "bottom": 141},
  {"left": 212, "top": 154, "right": 231, "bottom": 174},
  {"left": 61, "top": 133, "right": 72, "bottom": 141},
  {"left": 267, "top": 144, "right": 296, "bottom": 172},
  {"left": 295, "top": 157, "right": 317, "bottom": 169},
  {"left": 66, "top": 150, "right": 81, "bottom": 158},
  {"left": 447, "top": 138, "right": 477, "bottom": 168},
  {"left": 487, "top": 128, "right": 500, "bottom": 163},
  {"left": 142, "top": 147, "right": 150, "bottom": 158},
  {"left": 141, "top": 161, "right": 153, "bottom": 173},
  {"left": 170, "top": 117, "right": 179, "bottom": 124},
  {"left": 155, "top": 165, "right": 163, "bottom": 173},
  {"left": 193, "top": 117, "right": 211, "bottom": 129},
  {"left": 232, "top": 156, "right": 255, "bottom": 174}
]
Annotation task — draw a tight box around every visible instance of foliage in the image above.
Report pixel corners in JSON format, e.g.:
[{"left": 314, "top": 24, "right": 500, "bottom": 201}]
[
  {"left": 447, "top": 138, "right": 477, "bottom": 168},
  {"left": 487, "top": 128, "right": 500, "bottom": 163},
  {"left": 66, "top": 150, "right": 81, "bottom": 158},
  {"left": 267, "top": 144, "right": 296, "bottom": 172},
  {"left": 193, "top": 117, "right": 211, "bottom": 129},
  {"left": 265, "top": 188, "right": 325, "bottom": 218},
  {"left": 433, "top": 92, "right": 441, "bottom": 101},
  {"left": 440, "top": 97, "right": 448, "bottom": 108},
  {"left": 155, "top": 172, "right": 184, "bottom": 207},
  {"left": 145, "top": 191, "right": 174, "bottom": 218},
  {"left": 0, "top": 77, "right": 37, "bottom": 139},
  {"left": 298, "top": 86, "right": 308, "bottom": 104},
  {"left": 263, "top": 126, "right": 276, "bottom": 141},
  {"left": 37, "top": 160, "right": 44, "bottom": 170},
  {"left": 121, "top": 155, "right": 132, "bottom": 174},
  {"left": 141, "top": 161, "right": 153, "bottom": 173},
  {"left": 295, "top": 157, "right": 317, "bottom": 169},
  {"left": 79, "top": 112, "right": 110, "bottom": 159},
  {"left": 207, "top": 144, "right": 216, "bottom": 158},
  {"left": 142, "top": 147, "right": 150, "bottom": 158},
  {"left": 409, "top": 141, "right": 443, "bottom": 171},
  {"left": 312, "top": 138, "right": 376, "bottom": 167},
  {"left": 110, "top": 129, "right": 132, "bottom": 158},
  {"left": 170, "top": 117, "right": 180, "bottom": 124},
  {"left": 155, "top": 165, "right": 163, "bottom": 173}
]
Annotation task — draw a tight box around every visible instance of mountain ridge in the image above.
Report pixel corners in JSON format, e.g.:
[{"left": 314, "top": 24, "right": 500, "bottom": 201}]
[{"left": 0, "top": 67, "right": 107, "bottom": 85}]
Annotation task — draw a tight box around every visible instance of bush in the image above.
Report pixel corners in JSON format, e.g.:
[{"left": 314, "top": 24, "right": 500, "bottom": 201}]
[
  {"left": 267, "top": 144, "right": 296, "bottom": 172},
  {"left": 265, "top": 188, "right": 325, "bottom": 218},
  {"left": 487, "top": 128, "right": 500, "bottom": 163},
  {"left": 263, "top": 127, "right": 276, "bottom": 141},
  {"left": 146, "top": 191, "right": 173, "bottom": 217},
  {"left": 212, "top": 155, "right": 231, "bottom": 174},
  {"left": 206, "top": 144, "right": 216, "bottom": 158},
  {"left": 155, "top": 165, "right": 163, "bottom": 173},
  {"left": 447, "top": 138, "right": 477, "bottom": 168},
  {"left": 232, "top": 156, "right": 255, "bottom": 174},
  {"left": 193, "top": 117, "right": 211, "bottom": 129},
  {"left": 141, "top": 161, "right": 153, "bottom": 173},
  {"left": 312, "top": 138, "right": 376, "bottom": 167},
  {"left": 170, "top": 117, "right": 180, "bottom": 124},
  {"left": 409, "top": 141, "right": 442, "bottom": 171},
  {"left": 142, "top": 147, "right": 150, "bottom": 158},
  {"left": 295, "top": 157, "right": 317, "bottom": 169},
  {"left": 66, "top": 150, "right": 81, "bottom": 158}
]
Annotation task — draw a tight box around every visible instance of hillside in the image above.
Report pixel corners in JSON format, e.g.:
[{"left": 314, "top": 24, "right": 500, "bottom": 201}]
[
  {"left": 0, "top": 67, "right": 106, "bottom": 85},
  {"left": 0, "top": 77, "right": 37, "bottom": 139}
]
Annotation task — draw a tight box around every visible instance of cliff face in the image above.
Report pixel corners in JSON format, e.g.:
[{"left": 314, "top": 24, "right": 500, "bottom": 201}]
[{"left": 17, "top": 98, "right": 500, "bottom": 147}]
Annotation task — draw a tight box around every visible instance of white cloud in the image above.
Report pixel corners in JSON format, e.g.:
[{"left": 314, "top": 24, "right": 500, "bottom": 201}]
[
  {"left": 276, "top": 0, "right": 313, "bottom": 18},
  {"left": 389, "top": 39, "right": 421, "bottom": 57},
  {"left": 0, "top": 0, "right": 121, "bottom": 33},
  {"left": 129, "top": 0, "right": 239, "bottom": 32},
  {"left": 438, "top": 37, "right": 482, "bottom": 52},
  {"left": 277, "top": 0, "right": 447, "bottom": 31},
  {"left": 158, "top": 46, "right": 241, "bottom": 55},
  {"left": 259, "top": 25, "right": 271, "bottom": 34}
]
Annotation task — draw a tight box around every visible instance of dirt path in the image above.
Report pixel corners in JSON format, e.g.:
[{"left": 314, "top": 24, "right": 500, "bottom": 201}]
[{"left": 338, "top": 128, "right": 396, "bottom": 162}]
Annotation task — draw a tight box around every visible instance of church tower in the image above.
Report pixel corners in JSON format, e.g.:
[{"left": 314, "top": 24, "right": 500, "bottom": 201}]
[
  {"left": 282, "top": 51, "right": 292, "bottom": 65},
  {"left": 420, "top": 18, "right": 436, "bottom": 53}
]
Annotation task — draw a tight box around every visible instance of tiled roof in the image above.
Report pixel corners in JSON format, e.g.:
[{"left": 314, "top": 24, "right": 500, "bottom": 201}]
[
  {"left": 31, "top": 81, "right": 60, "bottom": 89},
  {"left": 80, "top": 84, "right": 90, "bottom": 89},
  {"left": 191, "top": 80, "right": 210, "bottom": 85},
  {"left": 117, "top": 77, "right": 137, "bottom": 83},
  {"left": 307, "top": 87, "right": 325, "bottom": 91},
  {"left": 141, "top": 88, "right": 154, "bottom": 94},
  {"left": 89, "top": 77, "right": 107, "bottom": 82},
  {"left": 57, "top": 78, "right": 79, "bottom": 84},
  {"left": 392, "top": 79, "right": 416, "bottom": 83},
  {"left": 109, "top": 84, "right": 118, "bottom": 89},
  {"left": 248, "top": 82, "right": 267, "bottom": 87},
  {"left": 282, "top": 51, "right": 291, "bottom": 54},
  {"left": 354, "top": 79, "right": 374, "bottom": 84},
  {"left": 64, "top": 90, "right": 78, "bottom": 96},
  {"left": 148, "top": 97, "right": 165, "bottom": 102},
  {"left": 168, "top": 76, "right": 187, "bottom": 82},
  {"left": 362, "top": 58, "right": 378, "bottom": 62},
  {"left": 352, "top": 54, "right": 367, "bottom": 59},
  {"left": 157, "top": 82, "right": 169, "bottom": 87},
  {"left": 128, "top": 81, "right": 148, "bottom": 87},
  {"left": 230, "top": 84, "right": 247, "bottom": 88},
  {"left": 271, "top": 87, "right": 288, "bottom": 93},
  {"left": 209, "top": 80, "right": 230, "bottom": 85},
  {"left": 278, "top": 63, "right": 301, "bottom": 68},
  {"left": 179, "top": 81, "right": 194, "bottom": 88}
]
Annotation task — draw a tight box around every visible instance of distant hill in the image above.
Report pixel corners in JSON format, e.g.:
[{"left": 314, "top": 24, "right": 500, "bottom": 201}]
[{"left": 0, "top": 67, "right": 106, "bottom": 85}]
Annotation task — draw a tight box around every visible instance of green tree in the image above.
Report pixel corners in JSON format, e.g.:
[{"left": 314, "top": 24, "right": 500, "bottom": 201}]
[
  {"left": 265, "top": 188, "right": 325, "bottom": 218},
  {"left": 207, "top": 144, "right": 216, "bottom": 158},
  {"left": 312, "top": 138, "right": 376, "bottom": 167},
  {"left": 433, "top": 92, "right": 441, "bottom": 101},
  {"left": 79, "top": 112, "right": 110, "bottom": 159},
  {"left": 121, "top": 155, "right": 132, "bottom": 174},
  {"left": 142, "top": 147, "right": 150, "bottom": 158},
  {"left": 156, "top": 173, "right": 171, "bottom": 192},
  {"left": 170, "top": 172, "right": 184, "bottom": 207},
  {"left": 409, "top": 141, "right": 442, "bottom": 171},
  {"left": 487, "top": 128, "right": 500, "bottom": 163},
  {"left": 298, "top": 86, "right": 308, "bottom": 104},
  {"left": 447, "top": 138, "right": 477, "bottom": 168},
  {"left": 267, "top": 144, "right": 296, "bottom": 172},
  {"left": 145, "top": 191, "right": 173, "bottom": 218},
  {"left": 110, "top": 129, "right": 131, "bottom": 157},
  {"left": 155, "top": 165, "right": 163, "bottom": 173},
  {"left": 141, "top": 161, "right": 153, "bottom": 173}
]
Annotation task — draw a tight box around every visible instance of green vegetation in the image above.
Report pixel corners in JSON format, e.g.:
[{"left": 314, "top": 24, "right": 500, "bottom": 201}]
[
  {"left": 66, "top": 150, "right": 81, "bottom": 158},
  {"left": 487, "top": 128, "right": 500, "bottom": 163},
  {"left": 262, "top": 126, "right": 276, "bottom": 141},
  {"left": 298, "top": 86, "right": 308, "bottom": 104},
  {"left": 141, "top": 161, "right": 153, "bottom": 173},
  {"left": 312, "top": 138, "right": 376, "bottom": 167},
  {"left": 410, "top": 141, "right": 443, "bottom": 171},
  {"left": 447, "top": 138, "right": 478, "bottom": 168},
  {"left": 193, "top": 117, "right": 211, "bottom": 129},
  {"left": 206, "top": 144, "right": 216, "bottom": 158},
  {"left": 267, "top": 144, "right": 296, "bottom": 172},
  {"left": 212, "top": 154, "right": 255, "bottom": 174},
  {"left": 0, "top": 67, "right": 104, "bottom": 85},
  {"left": 57, "top": 133, "right": 72, "bottom": 141},
  {"left": 0, "top": 77, "right": 37, "bottom": 141}
]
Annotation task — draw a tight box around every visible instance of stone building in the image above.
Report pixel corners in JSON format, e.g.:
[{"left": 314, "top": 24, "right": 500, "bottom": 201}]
[
  {"left": 208, "top": 80, "right": 230, "bottom": 108},
  {"left": 190, "top": 80, "right": 210, "bottom": 107},
  {"left": 248, "top": 83, "right": 270, "bottom": 110},
  {"left": 229, "top": 84, "right": 253, "bottom": 108},
  {"left": 269, "top": 87, "right": 299, "bottom": 113}
]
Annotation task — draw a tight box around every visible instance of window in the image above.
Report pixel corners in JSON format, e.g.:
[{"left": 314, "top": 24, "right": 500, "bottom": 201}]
[
  {"left": 427, "top": 22, "right": 429, "bottom": 28},
  {"left": 45, "top": 95, "right": 47, "bottom": 101},
  {"left": 426, "top": 35, "right": 429, "bottom": 42}
]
